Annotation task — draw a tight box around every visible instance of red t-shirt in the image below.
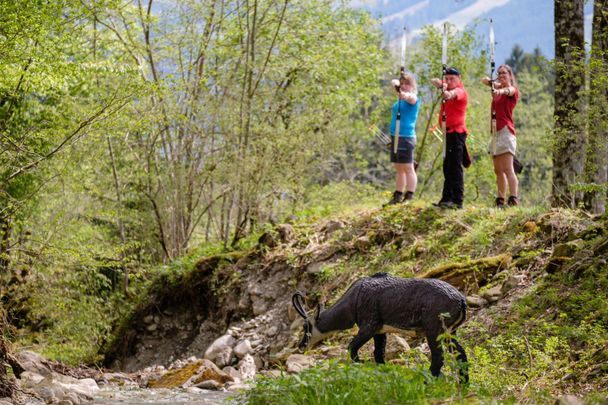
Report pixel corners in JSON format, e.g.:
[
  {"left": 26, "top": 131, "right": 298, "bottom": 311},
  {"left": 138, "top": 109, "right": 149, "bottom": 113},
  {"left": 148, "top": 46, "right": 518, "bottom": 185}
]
[
  {"left": 438, "top": 83, "right": 468, "bottom": 134},
  {"left": 492, "top": 87, "right": 519, "bottom": 135}
]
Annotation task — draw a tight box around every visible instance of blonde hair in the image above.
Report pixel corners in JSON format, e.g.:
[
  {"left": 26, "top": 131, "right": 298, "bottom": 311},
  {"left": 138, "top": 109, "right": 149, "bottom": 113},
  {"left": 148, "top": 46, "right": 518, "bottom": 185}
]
[
  {"left": 399, "top": 71, "right": 417, "bottom": 94},
  {"left": 497, "top": 64, "right": 518, "bottom": 88}
]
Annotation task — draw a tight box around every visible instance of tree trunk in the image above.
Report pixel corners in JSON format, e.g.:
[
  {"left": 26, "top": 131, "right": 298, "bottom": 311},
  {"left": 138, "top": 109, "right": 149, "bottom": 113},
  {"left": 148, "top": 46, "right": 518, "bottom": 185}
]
[
  {"left": 0, "top": 306, "right": 20, "bottom": 398},
  {"left": 552, "top": 0, "right": 586, "bottom": 207},
  {"left": 584, "top": 0, "right": 608, "bottom": 214},
  {"left": 0, "top": 212, "right": 11, "bottom": 274}
]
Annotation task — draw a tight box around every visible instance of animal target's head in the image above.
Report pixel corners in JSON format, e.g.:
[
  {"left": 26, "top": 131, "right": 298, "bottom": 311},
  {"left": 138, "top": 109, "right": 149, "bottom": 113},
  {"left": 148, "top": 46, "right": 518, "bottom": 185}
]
[{"left": 292, "top": 292, "right": 322, "bottom": 350}]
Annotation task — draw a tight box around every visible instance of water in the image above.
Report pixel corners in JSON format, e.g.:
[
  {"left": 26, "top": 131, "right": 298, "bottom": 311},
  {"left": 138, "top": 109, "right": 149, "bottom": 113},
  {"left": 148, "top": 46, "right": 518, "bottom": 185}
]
[{"left": 93, "top": 386, "right": 237, "bottom": 404}]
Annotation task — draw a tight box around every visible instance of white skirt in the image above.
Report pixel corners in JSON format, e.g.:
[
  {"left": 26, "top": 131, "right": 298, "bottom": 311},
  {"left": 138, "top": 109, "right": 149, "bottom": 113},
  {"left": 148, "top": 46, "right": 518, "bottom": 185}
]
[{"left": 488, "top": 127, "right": 516, "bottom": 156}]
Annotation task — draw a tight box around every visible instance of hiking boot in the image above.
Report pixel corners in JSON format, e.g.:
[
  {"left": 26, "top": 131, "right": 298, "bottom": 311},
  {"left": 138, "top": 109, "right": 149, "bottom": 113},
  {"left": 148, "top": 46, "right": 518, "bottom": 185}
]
[
  {"left": 495, "top": 197, "right": 506, "bottom": 209},
  {"left": 433, "top": 200, "right": 451, "bottom": 208},
  {"left": 433, "top": 201, "right": 461, "bottom": 209},
  {"left": 404, "top": 191, "right": 414, "bottom": 202},
  {"left": 383, "top": 191, "right": 404, "bottom": 207},
  {"left": 507, "top": 196, "right": 519, "bottom": 206},
  {"left": 446, "top": 201, "right": 463, "bottom": 210}
]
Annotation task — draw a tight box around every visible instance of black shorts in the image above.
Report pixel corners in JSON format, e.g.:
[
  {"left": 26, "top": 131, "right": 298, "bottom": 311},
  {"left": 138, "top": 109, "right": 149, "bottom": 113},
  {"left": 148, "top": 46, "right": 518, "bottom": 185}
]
[{"left": 390, "top": 137, "right": 416, "bottom": 164}]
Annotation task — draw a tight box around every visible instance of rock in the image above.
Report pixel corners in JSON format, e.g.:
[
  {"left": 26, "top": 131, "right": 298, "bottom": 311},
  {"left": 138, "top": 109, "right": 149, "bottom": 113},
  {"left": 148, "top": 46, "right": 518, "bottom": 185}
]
[
  {"left": 385, "top": 335, "right": 411, "bottom": 360},
  {"left": 238, "top": 354, "right": 257, "bottom": 380},
  {"left": 415, "top": 343, "right": 430, "bottom": 356},
  {"left": 276, "top": 224, "right": 295, "bottom": 243},
  {"left": 233, "top": 340, "right": 253, "bottom": 359},
  {"left": 146, "top": 323, "right": 158, "bottom": 332},
  {"left": 481, "top": 285, "right": 503, "bottom": 303},
  {"left": 523, "top": 221, "right": 537, "bottom": 233},
  {"left": 189, "top": 360, "right": 234, "bottom": 387},
  {"left": 148, "top": 359, "right": 233, "bottom": 389},
  {"left": 261, "top": 369, "right": 284, "bottom": 378},
  {"left": 285, "top": 354, "right": 314, "bottom": 373},
  {"left": 420, "top": 254, "right": 512, "bottom": 292},
  {"left": 20, "top": 371, "right": 97, "bottom": 404},
  {"left": 323, "top": 220, "right": 345, "bottom": 235},
  {"left": 306, "top": 262, "right": 326, "bottom": 274},
  {"left": 545, "top": 257, "right": 570, "bottom": 274},
  {"left": 252, "top": 299, "right": 268, "bottom": 316},
  {"left": 554, "top": 395, "right": 584, "bottom": 405},
  {"left": 253, "top": 355, "right": 264, "bottom": 370},
  {"left": 214, "top": 347, "right": 233, "bottom": 368},
  {"left": 204, "top": 334, "right": 236, "bottom": 363},
  {"left": 258, "top": 224, "right": 294, "bottom": 248},
  {"left": 320, "top": 346, "right": 347, "bottom": 358},
  {"left": 37, "top": 384, "right": 65, "bottom": 404},
  {"left": 466, "top": 295, "right": 488, "bottom": 308},
  {"left": 258, "top": 231, "right": 278, "bottom": 248},
  {"left": 51, "top": 372, "right": 99, "bottom": 399},
  {"left": 222, "top": 366, "right": 242, "bottom": 383},
  {"left": 552, "top": 240, "right": 584, "bottom": 258},
  {"left": 15, "top": 350, "right": 52, "bottom": 376},
  {"left": 266, "top": 326, "right": 278, "bottom": 337},
  {"left": 194, "top": 379, "right": 222, "bottom": 390},
  {"left": 226, "top": 382, "right": 252, "bottom": 391},
  {"left": 60, "top": 391, "right": 81, "bottom": 405},
  {"left": 501, "top": 275, "right": 522, "bottom": 294},
  {"left": 20, "top": 371, "right": 45, "bottom": 386},
  {"left": 354, "top": 236, "right": 372, "bottom": 251}
]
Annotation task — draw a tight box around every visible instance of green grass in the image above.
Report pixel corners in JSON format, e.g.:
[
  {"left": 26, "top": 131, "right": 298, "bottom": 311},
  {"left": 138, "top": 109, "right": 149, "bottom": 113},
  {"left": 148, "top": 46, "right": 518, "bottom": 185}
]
[{"left": 238, "top": 361, "right": 477, "bottom": 405}]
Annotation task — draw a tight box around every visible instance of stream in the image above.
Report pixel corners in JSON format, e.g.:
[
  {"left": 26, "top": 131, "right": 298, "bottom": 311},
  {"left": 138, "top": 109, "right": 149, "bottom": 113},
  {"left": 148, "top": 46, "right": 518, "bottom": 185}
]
[{"left": 93, "top": 386, "right": 237, "bottom": 404}]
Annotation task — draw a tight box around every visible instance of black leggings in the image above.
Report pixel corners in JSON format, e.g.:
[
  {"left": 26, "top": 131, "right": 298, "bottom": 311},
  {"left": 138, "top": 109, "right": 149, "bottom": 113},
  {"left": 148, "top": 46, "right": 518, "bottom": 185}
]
[{"left": 441, "top": 132, "right": 467, "bottom": 205}]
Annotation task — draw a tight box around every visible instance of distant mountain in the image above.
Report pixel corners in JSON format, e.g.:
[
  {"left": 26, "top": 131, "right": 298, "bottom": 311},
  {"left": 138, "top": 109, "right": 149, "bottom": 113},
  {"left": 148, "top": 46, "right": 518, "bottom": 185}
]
[{"left": 350, "top": 0, "right": 594, "bottom": 64}]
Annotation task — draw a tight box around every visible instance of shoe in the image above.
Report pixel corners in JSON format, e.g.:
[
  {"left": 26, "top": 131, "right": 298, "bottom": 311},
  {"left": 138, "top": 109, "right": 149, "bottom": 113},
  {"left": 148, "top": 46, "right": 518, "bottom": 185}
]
[
  {"left": 433, "top": 200, "right": 460, "bottom": 209},
  {"left": 446, "top": 201, "right": 463, "bottom": 210},
  {"left": 433, "top": 200, "right": 451, "bottom": 208},
  {"left": 404, "top": 191, "right": 414, "bottom": 201},
  {"left": 383, "top": 191, "right": 404, "bottom": 207},
  {"left": 507, "top": 196, "right": 519, "bottom": 206},
  {"left": 495, "top": 197, "right": 506, "bottom": 209}
]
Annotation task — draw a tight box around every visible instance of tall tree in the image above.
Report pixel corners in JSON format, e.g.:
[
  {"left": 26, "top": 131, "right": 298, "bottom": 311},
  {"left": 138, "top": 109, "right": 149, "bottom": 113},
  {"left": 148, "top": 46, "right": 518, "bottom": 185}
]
[
  {"left": 91, "top": 0, "right": 385, "bottom": 258},
  {"left": 584, "top": 0, "right": 608, "bottom": 214},
  {"left": 552, "top": 0, "right": 585, "bottom": 207}
]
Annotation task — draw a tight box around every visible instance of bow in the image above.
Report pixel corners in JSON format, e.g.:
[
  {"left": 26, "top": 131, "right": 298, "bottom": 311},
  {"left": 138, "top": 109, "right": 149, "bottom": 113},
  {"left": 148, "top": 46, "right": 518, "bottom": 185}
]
[{"left": 393, "top": 27, "right": 407, "bottom": 154}]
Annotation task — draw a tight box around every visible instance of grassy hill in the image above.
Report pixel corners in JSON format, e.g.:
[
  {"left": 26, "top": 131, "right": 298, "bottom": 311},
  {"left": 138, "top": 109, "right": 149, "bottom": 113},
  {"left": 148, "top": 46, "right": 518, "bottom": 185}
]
[{"left": 102, "top": 194, "right": 607, "bottom": 403}]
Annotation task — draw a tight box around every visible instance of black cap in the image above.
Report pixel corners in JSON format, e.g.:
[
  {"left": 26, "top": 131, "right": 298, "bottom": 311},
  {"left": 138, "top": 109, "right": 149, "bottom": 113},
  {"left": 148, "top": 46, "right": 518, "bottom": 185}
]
[{"left": 444, "top": 66, "right": 460, "bottom": 76}]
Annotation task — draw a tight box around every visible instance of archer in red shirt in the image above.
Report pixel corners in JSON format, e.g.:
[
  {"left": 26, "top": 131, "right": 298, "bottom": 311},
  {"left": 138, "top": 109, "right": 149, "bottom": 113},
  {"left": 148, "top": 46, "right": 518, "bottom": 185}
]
[{"left": 431, "top": 67, "right": 469, "bottom": 209}]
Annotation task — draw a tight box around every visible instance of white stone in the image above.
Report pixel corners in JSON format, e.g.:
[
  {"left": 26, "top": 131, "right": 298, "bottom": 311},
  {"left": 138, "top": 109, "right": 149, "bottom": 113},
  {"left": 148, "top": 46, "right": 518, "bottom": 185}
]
[
  {"left": 237, "top": 354, "right": 257, "bottom": 380},
  {"left": 214, "top": 347, "right": 234, "bottom": 368},
  {"left": 15, "top": 350, "right": 52, "bottom": 376},
  {"left": 20, "top": 371, "right": 45, "bottom": 386},
  {"left": 194, "top": 379, "right": 222, "bottom": 390},
  {"left": 285, "top": 354, "right": 314, "bottom": 373},
  {"left": 204, "top": 334, "right": 236, "bottom": 362},
  {"left": 233, "top": 340, "right": 252, "bottom": 359}
]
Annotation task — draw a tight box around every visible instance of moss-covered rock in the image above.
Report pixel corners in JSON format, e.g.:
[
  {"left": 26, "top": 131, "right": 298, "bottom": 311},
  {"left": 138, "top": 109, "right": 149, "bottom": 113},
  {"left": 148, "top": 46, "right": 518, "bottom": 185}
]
[
  {"left": 147, "top": 360, "right": 233, "bottom": 388},
  {"left": 419, "top": 254, "right": 512, "bottom": 293},
  {"left": 552, "top": 239, "right": 584, "bottom": 258}
]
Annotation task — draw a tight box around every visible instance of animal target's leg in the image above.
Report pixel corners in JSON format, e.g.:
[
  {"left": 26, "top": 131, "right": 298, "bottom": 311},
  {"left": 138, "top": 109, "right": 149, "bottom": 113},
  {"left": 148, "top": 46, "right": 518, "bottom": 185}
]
[
  {"left": 348, "top": 329, "right": 375, "bottom": 362},
  {"left": 427, "top": 334, "right": 444, "bottom": 378},
  {"left": 449, "top": 338, "right": 469, "bottom": 383},
  {"left": 373, "top": 334, "right": 387, "bottom": 364}
]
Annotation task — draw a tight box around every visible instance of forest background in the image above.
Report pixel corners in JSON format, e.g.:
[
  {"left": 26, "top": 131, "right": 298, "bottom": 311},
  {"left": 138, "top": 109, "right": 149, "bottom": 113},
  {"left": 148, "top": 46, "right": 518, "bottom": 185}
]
[{"left": 0, "top": 0, "right": 605, "bottom": 375}]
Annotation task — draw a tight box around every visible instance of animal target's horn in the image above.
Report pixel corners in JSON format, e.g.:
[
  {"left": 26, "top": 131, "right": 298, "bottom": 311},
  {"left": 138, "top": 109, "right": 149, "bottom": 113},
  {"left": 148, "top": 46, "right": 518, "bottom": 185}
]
[{"left": 292, "top": 292, "right": 308, "bottom": 319}]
